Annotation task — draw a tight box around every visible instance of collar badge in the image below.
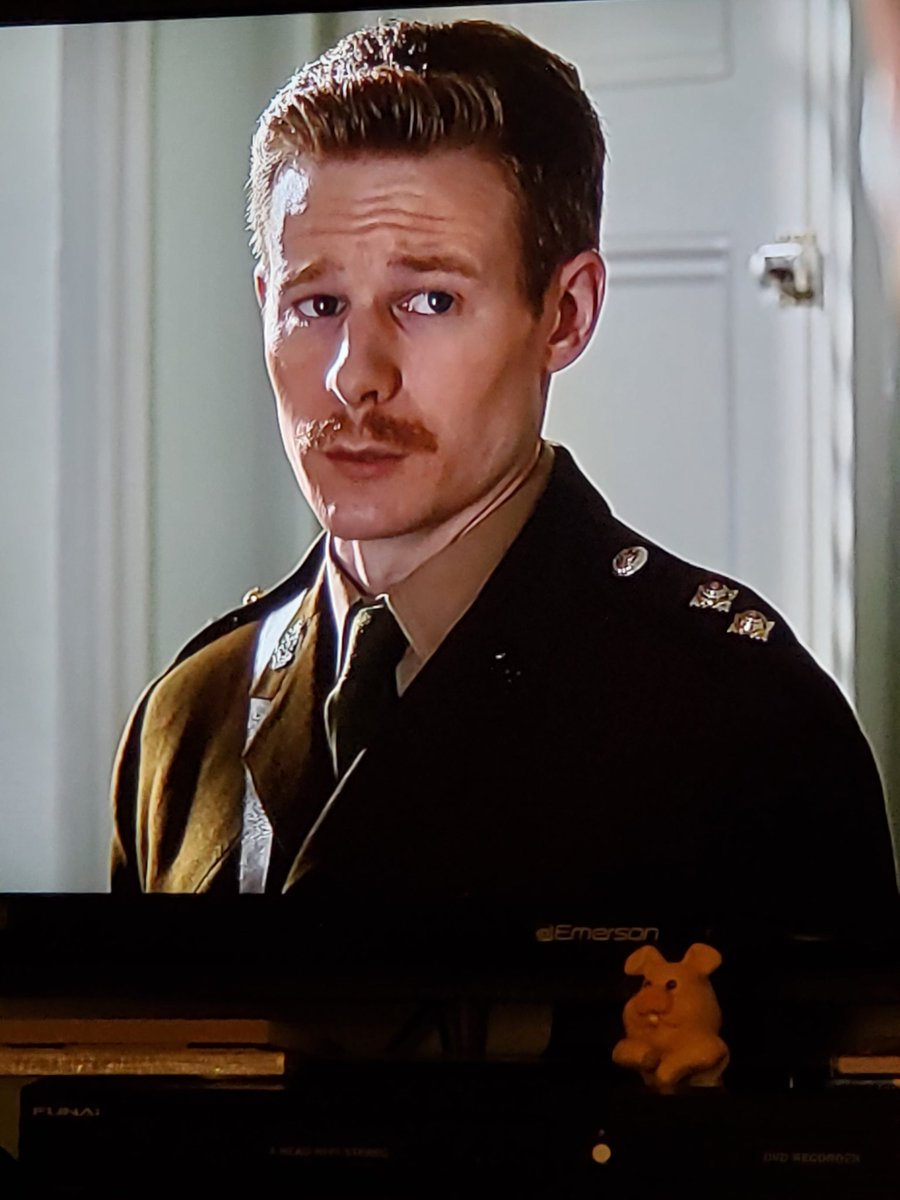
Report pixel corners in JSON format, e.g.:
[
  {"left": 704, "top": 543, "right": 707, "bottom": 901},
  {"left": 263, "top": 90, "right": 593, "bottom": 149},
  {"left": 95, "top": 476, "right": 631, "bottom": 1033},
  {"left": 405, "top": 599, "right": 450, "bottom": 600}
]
[{"left": 269, "top": 618, "right": 307, "bottom": 670}]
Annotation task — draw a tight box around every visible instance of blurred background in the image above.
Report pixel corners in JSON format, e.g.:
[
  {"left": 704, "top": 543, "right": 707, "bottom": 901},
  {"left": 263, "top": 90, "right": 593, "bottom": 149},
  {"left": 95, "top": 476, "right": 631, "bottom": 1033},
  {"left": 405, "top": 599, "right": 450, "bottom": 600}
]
[{"left": 1, "top": 0, "right": 898, "bottom": 891}]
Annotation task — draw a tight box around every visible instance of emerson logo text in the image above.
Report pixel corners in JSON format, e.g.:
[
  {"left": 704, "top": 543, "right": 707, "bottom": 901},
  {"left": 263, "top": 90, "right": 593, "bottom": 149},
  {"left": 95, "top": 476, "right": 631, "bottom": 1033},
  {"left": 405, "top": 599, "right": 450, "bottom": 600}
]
[{"left": 535, "top": 924, "right": 660, "bottom": 944}]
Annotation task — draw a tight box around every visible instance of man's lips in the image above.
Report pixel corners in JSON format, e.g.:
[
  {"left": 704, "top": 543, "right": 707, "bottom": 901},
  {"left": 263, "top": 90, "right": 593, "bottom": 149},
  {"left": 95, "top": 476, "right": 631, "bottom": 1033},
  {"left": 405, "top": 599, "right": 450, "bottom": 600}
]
[
  {"left": 325, "top": 445, "right": 406, "bottom": 462},
  {"left": 323, "top": 444, "right": 408, "bottom": 480}
]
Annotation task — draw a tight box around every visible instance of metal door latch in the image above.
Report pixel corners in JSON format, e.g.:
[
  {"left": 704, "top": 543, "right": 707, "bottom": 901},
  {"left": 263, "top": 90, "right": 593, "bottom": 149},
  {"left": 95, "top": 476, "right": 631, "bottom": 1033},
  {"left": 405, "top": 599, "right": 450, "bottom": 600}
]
[{"left": 749, "top": 232, "right": 823, "bottom": 306}]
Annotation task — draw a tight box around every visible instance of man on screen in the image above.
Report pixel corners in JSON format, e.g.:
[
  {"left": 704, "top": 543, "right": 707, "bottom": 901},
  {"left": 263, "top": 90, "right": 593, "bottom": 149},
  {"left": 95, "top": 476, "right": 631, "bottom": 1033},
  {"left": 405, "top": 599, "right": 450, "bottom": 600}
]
[{"left": 111, "top": 19, "right": 896, "bottom": 923}]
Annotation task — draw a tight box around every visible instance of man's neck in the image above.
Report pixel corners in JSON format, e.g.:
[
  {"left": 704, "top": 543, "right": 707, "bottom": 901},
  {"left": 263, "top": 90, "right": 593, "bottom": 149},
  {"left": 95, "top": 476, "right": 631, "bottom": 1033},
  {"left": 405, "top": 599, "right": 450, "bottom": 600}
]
[{"left": 331, "top": 443, "right": 542, "bottom": 595}]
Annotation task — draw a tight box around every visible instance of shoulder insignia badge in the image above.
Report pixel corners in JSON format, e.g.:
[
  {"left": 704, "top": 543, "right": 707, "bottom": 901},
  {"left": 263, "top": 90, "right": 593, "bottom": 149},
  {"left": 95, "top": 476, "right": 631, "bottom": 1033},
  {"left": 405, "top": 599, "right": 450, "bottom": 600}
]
[
  {"left": 727, "top": 609, "right": 775, "bottom": 643},
  {"left": 242, "top": 586, "right": 265, "bottom": 605},
  {"left": 269, "top": 618, "right": 307, "bottom": 670},
  {"left": 690, "top": 579, "right": 738, "bottom": 613},
  {"left": 612, "top": 546, "right": 649, "bottom": 577}
]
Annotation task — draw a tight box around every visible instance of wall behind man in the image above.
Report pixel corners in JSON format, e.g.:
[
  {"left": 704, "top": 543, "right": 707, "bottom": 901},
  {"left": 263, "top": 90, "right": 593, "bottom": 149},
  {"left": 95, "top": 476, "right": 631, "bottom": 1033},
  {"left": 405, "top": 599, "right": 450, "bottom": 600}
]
[
  {"left": 0, "top": 26, "right": 65, "bottom": 891},
  {"left": 150, "top": 14, "right": 320, "bottom": 671},
  {"left": 0, "top": 15, "right": 321, "bottom": 892}
]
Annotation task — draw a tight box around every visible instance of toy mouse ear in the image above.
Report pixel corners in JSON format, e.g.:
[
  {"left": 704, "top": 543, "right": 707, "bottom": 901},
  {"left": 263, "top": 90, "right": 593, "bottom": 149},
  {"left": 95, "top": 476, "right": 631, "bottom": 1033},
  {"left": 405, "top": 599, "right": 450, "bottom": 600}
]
[
  {"left": 623, "top": 945, "right": 665, "bottom": 976},
  {"left": 682, "top": 942, "right": 722, "bottom": 976}
]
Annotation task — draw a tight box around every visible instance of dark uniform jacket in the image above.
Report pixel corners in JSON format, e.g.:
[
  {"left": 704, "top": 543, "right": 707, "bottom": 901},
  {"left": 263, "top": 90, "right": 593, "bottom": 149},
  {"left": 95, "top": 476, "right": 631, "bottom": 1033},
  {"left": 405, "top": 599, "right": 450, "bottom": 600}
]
[{"left": 110, "top": 447, "right": 897, "bottom": 929}]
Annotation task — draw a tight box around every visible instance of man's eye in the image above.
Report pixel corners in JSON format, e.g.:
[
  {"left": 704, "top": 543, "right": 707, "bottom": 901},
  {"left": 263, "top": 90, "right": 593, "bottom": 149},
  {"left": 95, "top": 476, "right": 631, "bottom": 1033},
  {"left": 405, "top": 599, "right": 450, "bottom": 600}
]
[
  {"left": 295, "top": 295, "right": 344, "bottom": 318},
  {"left": 403, "top": 291, "right": 455, "bottom": 316}
]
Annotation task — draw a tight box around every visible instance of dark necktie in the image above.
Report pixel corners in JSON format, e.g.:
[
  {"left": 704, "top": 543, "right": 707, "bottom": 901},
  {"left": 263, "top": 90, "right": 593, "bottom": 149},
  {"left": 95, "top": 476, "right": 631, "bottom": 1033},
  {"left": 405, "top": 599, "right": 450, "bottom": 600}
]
[{"left": 324, "top": 600, "right": 408, "bottom": 778}]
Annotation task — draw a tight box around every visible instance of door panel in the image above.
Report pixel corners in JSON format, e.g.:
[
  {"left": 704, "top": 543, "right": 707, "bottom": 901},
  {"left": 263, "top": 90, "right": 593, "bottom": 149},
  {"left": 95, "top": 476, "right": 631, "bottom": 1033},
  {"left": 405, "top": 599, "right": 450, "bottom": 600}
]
[{"left": 337, "top": 2, "right": 841, "bottom": 677}]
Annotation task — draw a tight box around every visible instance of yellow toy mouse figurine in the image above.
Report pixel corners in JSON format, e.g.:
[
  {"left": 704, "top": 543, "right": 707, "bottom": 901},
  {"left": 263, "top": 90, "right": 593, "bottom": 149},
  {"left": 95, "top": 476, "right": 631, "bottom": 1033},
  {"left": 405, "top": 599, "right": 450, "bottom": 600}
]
[{"left": 612, "top": 943, "right": 729, "bottom": 1093}]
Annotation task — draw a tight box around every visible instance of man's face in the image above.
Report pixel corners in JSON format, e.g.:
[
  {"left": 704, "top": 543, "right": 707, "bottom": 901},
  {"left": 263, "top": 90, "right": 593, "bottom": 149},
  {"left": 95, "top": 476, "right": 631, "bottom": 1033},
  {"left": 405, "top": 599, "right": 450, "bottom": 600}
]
[{"left": 256, "top": 149, "right": 556, "bottom": 542}]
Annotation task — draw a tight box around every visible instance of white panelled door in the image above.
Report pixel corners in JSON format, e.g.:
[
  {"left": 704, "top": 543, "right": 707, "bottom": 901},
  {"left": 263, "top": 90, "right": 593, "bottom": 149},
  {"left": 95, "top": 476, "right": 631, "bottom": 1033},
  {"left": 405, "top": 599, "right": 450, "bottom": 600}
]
[{"left": 338, "top": 1, "right": 854, "bottom": 686}]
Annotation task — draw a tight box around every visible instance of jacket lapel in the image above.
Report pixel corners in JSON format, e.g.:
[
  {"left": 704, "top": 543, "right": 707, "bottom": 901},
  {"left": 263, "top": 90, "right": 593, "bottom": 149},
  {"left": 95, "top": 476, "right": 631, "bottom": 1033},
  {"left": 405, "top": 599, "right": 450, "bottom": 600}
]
[
  {"left": 281, "top": 599, "right": 524, "bottom": 893},
  {"left": 243, "top": 568, "right": 338, "bottom": 863},
  {"left": 143, "top": 620, "right": 259, "bottom": 893}
]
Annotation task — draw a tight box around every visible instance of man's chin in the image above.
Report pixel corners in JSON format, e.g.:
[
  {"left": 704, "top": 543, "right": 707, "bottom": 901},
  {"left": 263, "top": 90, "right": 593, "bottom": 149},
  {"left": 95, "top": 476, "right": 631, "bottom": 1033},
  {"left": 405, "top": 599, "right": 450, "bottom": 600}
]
[{"left": 320, "top": 512, "right": 421, "bottom": 544}]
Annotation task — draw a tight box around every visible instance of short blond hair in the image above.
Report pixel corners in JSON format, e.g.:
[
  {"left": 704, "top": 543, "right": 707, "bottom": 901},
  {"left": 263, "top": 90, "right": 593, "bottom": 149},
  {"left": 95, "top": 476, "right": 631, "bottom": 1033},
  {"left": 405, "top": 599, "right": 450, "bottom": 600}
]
[{"left": 247, "top": 19, "right": 605, "bottom": 312}]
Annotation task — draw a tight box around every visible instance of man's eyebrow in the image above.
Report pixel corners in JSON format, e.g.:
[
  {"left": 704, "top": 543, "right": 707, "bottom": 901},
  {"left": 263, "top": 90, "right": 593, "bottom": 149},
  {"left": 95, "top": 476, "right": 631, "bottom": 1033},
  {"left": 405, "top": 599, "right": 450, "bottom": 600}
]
[
  {"left": 276, "top": 253, "right": 481, "bottom": 292},
  {"left": 388, "top": 253, "right": 481, "bottom": 279},
  {"left": 278, "top": 260, "right": 336, "bottom": 291}
]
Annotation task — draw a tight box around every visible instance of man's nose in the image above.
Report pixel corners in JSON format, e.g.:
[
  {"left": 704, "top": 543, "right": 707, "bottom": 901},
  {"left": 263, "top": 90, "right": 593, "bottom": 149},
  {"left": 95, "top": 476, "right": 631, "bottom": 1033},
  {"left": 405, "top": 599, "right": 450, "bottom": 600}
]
[{"left": 325, "top": 313, "right": 401, "bottom": 410}]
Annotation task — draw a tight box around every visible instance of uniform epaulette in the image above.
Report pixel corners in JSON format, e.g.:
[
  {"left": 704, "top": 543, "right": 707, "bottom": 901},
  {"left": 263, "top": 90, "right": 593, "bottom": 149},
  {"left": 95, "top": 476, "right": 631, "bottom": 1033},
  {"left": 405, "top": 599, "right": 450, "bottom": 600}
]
[{"left": 605, "top": 535, "right": 789, "bottom": 653}]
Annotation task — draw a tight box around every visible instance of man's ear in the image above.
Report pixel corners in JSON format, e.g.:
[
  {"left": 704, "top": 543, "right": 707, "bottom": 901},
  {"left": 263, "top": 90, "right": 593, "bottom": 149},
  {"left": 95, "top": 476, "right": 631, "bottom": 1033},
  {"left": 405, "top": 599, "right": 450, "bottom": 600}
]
[
  {"left": 254, "top": 264, "right": 268, "bottom": 310},
  {"left": 544, "top": 250, "right": 605, "bottom": 374}
]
